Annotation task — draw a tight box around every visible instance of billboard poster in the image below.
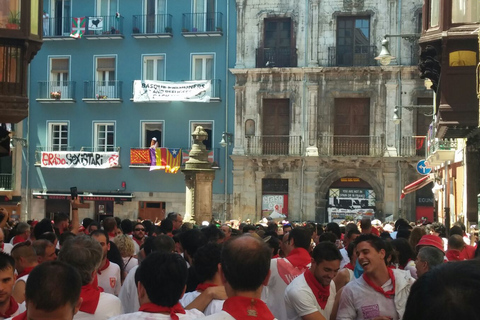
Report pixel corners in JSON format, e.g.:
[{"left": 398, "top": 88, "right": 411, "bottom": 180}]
[
  {"left": 327, "top": 188, "right": 376, "bottom": 222},
  {"left": 262, "top": 194, "right": 288, "bottom": 220}
]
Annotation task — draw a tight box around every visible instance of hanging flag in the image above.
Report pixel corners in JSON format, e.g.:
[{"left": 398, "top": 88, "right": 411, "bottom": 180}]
[
  {"left": 130, "top": 148, "right": 150, "bottom": 165},
  {"left": 149, "top": 148, "right": 167, "bottom": 171},
  {"left": 165, "top": 148, "right": 182, "bottom": 173},
  {"left": 70, "top": 17, "right": 85, "bottom": 38}
]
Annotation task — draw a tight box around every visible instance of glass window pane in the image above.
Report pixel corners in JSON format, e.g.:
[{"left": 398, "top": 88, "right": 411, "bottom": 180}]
[{"left": 156, "top": 59, "right": 164, "bottom": 80}]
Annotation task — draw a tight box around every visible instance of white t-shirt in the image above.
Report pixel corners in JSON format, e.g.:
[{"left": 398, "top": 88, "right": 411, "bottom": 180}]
[
  {"left": 122, "top": 256, "right": 138, "bottom": 274},
  {"left": 97, "top": 261, "right": 122, "bottom": 296},
  {"left": 74, "top": 292, "right": 122, "bottom": 320},
  {"left": 284, "top": 273, "right": 336, "bottom": 320},
  {"left": 118, "top": 265, "right": 139, "bottom": 313},
  {"left": 337, "top": 276, "right": 398, "bottom": 320},
  {"left": 109, "top": 309, "right": 204, "bottom": 320},
  {"left": 180, "top": 290, "right": 224, "bottom": 316},
  {"left": 340, "top": 248, "right": 350, "bottom": 269},
  {"left": 2, "top": 243, "right": 13, "bottom": 255},
  {"left": 262, "top": 258, "right": 310, "bottom": 320},
  {"left": 1, "top": 301, "right": 25, "bottom": 320}
]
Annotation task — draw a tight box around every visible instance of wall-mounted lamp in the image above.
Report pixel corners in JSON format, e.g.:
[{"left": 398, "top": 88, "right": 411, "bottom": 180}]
[
  {"left": 393, "top": 106, "right": 401, "bottom": 125},
  {"left": 219, "top": 132, "right": 233, "bottom": 148},
  {"left": 10, "top": 137, "right": 27, "bottom": 148},
  {"left": 375, "top": 34, "right": 420, "bottom": 66},
  {"left": 393, "top": 105, "right": 435, "bottom": 124}
]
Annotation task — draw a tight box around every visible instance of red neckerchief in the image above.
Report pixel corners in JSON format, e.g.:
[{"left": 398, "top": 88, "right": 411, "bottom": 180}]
[
  {"left": 133, "top": 237, "right": 143, "bottom": 247},
  {"left": 362, "top": 268, "right": 396, "bottom": 299},
  {"left": 12, "top": 310, "right": 26, "bottom": 320},
  {"left": 222, "top": 296, "right": 275, "bottom": 320},
  {"left": 0, "top": 296, "right": 19, "bottom": 318},
  {"left": 12, "top": 235, "right": 26, "bottom": 245},
  {"left": 97, "top": 259, "right": 110, "bottom": 274},
  {"left": 272, "top": 254, "right": 279, "bottom": 259},
  {"left": 18, "top": 266, "right": 35, "bottom": 278},
  {"left": 304, "top": 269, "right": 330, "bottom": 309},
  {"left": 398, "top": 259, "right": 412, "bottom": 270},
  {"left": 79, "top": 275, "right": 104, "bottom": 314},
  {"left": 344, "top": 263, "right": 354, "bottom": 271},
  {"left": 139, "top": 302, "right": 186, "bottom": 320},
  {"left": 196, "top": 283, "right": 218, "bottom": 292},
  {"left": 108, "top": 232, "right": 116, "bottom": 239},
  {"left": 1, "top": 243, "right": 4, "bottom": 251},
  {"left": 286, "top": 248, "right": 311, "bottom": 269}
]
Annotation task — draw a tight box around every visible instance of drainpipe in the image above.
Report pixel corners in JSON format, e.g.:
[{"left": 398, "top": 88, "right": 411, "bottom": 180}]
[
  {"left": 25, "top": 65, "right": 31, "bottom": 220},
  {"left": 396, "top": 0, "right": 403, "bottom": 219},
  {"left": 223, "top": 0, "right": 230, "bottom": 223}
]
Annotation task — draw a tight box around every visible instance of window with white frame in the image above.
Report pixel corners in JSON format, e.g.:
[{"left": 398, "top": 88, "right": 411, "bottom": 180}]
[
  {"left": 48, "top": 0, "right": 71, "bottom": 36},
  {"left": 190, "top": 121, "right": 212, "bottom": 150},
  {"left": 191, "top": 54, "right": 213, "bottom": 80},
  {"left": 97, "top": 0, "right": 118, "bottom": 16},
  {"left": 145, "top": 0, "right": 167, "bottom": 33},
  {"left": 193, "top": 0, "right": 215, "bottom": 31},
  {"left": 94, "top": 122, "right": 115, "bottom": 152},
  {"left": 95, "top": 57, "right": 116, "bottom": 98},
  {"left": 48, "top": 122, "right": 69, "bottom": 151},
  {"left": 49, "top": 58, "right": 70, "bottom": 98},
  {"left": 143, "top": 56, "right": 165, "bottom": 81},
  {"left": 141, "top": 121, "right": 164, "bottom": 147}
]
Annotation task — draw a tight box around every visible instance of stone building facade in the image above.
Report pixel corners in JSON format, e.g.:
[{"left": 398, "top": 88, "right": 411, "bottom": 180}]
[{"left": 230, "top": 0, "right": 433, "bottom": 223}]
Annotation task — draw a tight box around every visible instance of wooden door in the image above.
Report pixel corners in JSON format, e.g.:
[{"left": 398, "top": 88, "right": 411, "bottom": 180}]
[
  {"left": 138, "top": 201, "right": 165, "bottom": 223},
  {"left": 262, "top": 99, "right": 290, "bottom": 155},
  {"left": 334, "top": 98, "right": 370, "bottom": 155}
]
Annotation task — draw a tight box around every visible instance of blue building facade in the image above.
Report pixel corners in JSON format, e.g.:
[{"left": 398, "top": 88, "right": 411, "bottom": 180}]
[{"left": 25, "top": 0, "right": 236, "bottom": 223}]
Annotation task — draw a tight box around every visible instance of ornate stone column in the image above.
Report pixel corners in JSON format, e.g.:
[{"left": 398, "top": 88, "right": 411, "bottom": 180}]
[{"left": 182, "top": 126, "right": 216, "bottom": 225}]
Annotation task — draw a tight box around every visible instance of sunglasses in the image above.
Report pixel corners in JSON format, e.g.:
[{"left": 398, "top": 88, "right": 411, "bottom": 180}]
[{"left": 134, "top": 228, "right": 145, "bottom": 232}]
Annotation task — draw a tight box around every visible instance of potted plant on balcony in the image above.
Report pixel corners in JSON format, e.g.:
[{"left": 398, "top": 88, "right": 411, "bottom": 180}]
[
  {"left": 215, "top": 26, "right": 222, "bottom": 32},
  {"left": 132, "top": 26, "right": 140, "bottom": 33},
  {"left": 6, "top": 11, "right": 20, "bottom": 29},
  {"left": 50, "top": 91, "right": 61, "bottom": 100},
  {"left": 96, "top": 94, "right": 107, "bottom": 100},
  {"left": 182, "top": 28, "right": 189, "bottom": 32},
  {"left": 165, "top": 26, "right": 172, "bottom": 33}
]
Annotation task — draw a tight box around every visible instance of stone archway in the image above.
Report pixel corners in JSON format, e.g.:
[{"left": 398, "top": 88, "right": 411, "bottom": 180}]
[{"left": 316, "top": 169, "right": 384, "bottom": 222}]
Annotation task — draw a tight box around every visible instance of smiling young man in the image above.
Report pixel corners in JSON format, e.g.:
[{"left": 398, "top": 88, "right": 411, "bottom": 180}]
[
  {"left": 0, "top": 252, "right": 24, "bottom": 320},
  {"left": 284, "top": 241, "right": 342, "bottom": 320},
  {"left": 337, "top": 234, "right": 415, "bottom": 320}
]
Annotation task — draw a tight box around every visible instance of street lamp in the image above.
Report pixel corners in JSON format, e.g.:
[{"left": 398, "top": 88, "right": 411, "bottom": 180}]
[
  {"left": 375, "top": 34, "right": 420, "bottom": 66},
  {"left": 219, "top": 132, "right": 233, "bottom": 148}
]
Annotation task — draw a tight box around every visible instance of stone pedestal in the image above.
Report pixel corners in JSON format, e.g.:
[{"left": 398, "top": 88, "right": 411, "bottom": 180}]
[{"left": 182, "top": 126, "right": 216, "bottom": 225}]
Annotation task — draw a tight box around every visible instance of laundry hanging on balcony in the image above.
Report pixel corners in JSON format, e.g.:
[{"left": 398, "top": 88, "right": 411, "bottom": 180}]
[
  {"left": 133, "top": 80, "right": 211, "bottom": 102},
  {"left": 401, "top": 175, "right": 433, "bottom": 199}
]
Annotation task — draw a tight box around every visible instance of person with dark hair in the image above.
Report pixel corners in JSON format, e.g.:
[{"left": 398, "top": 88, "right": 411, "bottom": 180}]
[
  {"left": 429, "top": 222, "right": 448, "bottom": 251},
  {"left": 267, "top": 221, "right": 279, "bottom": 235},
  {"left": 201, "top": 225, "right": 224, "bottom": 243},
  {"left": 37, "top": 231, "right": 58, "bottom": 247},
  {"left": 265, "top": 233, "right": 280, "bottom": 258},
  {"left": 119, "top": 235, "right": 176, "bottom": 313},
  {"left": 87, "top": 222, "right": 100, "bottom": 235},
  {"left": 167, "top": 212, "right": 184, "bottom": 231},
  {"left": 32, "top": 239, "right": 57, "bottom": 264},
  {"left": 446, "top": 234, "right": 476, "bottom": 261},
  {"left": 53, "top": 212, "right": 70, "bottom": 237},
  {"left": 180, "top": 229, "right": 208, "bottom": 293},
  {"left": 180, "top": 243, "right": 224, "bottom": 315},
  {"left": 341, "top": 229, "right": 360, "bottom": 268},
  {"left": 334, "top": 242, "right": 358, "bottom": 292},
  {"left": 58, "top": 235, "right": 122, "bottom": 318},
  {"left": 102, "top": 217, "right": 118, "bottom": 241},
  {"left": 391, "top": 238, "right": 417, "bottom": 278},
  {"left": 242, "top": 224, "right": 256, "bottom": 234},
  {"left": 132, "top": 222, "right": 146, "bottom": 248},
  {"left": 285, "top": 241, "right": 342, "bottom": 320},
  {"left": 14, "top": 261, "right": 82, "bottom": 320},
  {"left": 0, "top": 252, "right": 24, "bottom": 318},
  {"left": 10, "top": 242, "right": 38, "bottom": 304},
  {"left": 107, "top": 240, "right": 126, "bottom": 283},
  {"left": 453, "top": 221, "right": 470, "bottom": 245},
  {"left": 120, "top": 219, "right": 133, "bottom": 236},
  {"left": 59, "top": 231, "right": 76, "bottom": 247},
  {"left": 337, "top": 234, "right": 415, "bottom": 320},
  {"left": 203, "top": 235, "right": 273, "bottom": 320},
  {"left": 415, "top": 246, "right": 444, "bottom": 278},
  {"left": 282, "top": 223, "right": 293, "bottom": 235},
  {"left": 11, "top": 223, "right": 31, "bottom": 245},
  {"left": 110, "top": 252, "right": 204, "bottom": 320},
  {"left": 263, "top": 227, "right": 312, "bottom": 320},
  {"left": 159, "top": 219, "right": 174, "bottom": 237},
  {"left": 318, "top": 232, "right": 337, "bottom": 244},
  {"left": 360, "top": 218, "right": 379, "bottom": 236},
  {"left": 32, "top": 219, "right": 54, "bottom": 242},
  {"left": 90, "top": 230, "right": 122, "bottom": 296},
  {"left": 80, "top": 217, "right": 94, "bottom": 235},
  {"left": 220, "top": 224, "right": 232, "bottom": 242},
  {"left": 403, "top": 260, "right": 480, "bottom": 320},
  {"left": 325, "top": 222, "right": 341, "bottom": 240}
]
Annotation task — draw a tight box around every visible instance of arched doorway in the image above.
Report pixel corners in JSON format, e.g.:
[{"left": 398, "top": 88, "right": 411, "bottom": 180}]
[{"left": 326, "top": 177, "right": 376, "bottom": 223}]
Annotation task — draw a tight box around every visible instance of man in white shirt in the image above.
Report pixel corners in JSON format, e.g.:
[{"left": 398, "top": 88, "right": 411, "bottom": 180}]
[
  {"left": 337, "top": 234, "right": 415, "bottom": 320},
  {"left": 264, "top": 227, "right": 312, "bottom": 320},
  {"left": 0, "top": 252, "right": 24, "bottom": 319},
  {"left": 109, "top": 252, "right": 204, "bottom": 320},
  {"left": 285, "top": 241, "right": 342, "bottom": 320},
  {"left": 58, "top": 235, "right": 122, "bottom": 320},
  {"left": 90, "top": 230, "right": 121, "bottom": 296}
]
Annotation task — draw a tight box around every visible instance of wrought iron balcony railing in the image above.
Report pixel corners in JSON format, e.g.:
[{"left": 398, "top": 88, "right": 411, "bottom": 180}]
[
  {"left": 256, "top": 47, "right": 297, "bottom": 68},
  {"left": 83, "top": 81, "right": 122, "bottom": 100},
  {"left": 131, "top": 79, "right": 221, "bottom": 100},
  {"left": 0, "top": 174, "right": 13, "bottom": 190},
  {"left": 318, "top": 135, "right": 386, "bottom": 156},
  {"left": 34, "top": 146, "right": 76, "bottom": 165},
  {"left": 328, "top": 45, "right": 377, "bottom": 67},
  {"left": 43, "top": 17, "right": 72, "bottom": 38},
  {"left": 399, "top": 136, "right": 426, "bottom": 157},
  {"left": 132, "top": 14, "right": 173, "bottom": 36},
  {"left": 182, "top": 12, "right": 223, "bottom": 33},
  {"left": 37, "top": 81, "right": 76, "bottom": 100},
  {"left": 246, "top": 136, "right": 302, "bottom": 156},
  {"left": 83, "top": 15, "right": 124, "bottom": 36}
]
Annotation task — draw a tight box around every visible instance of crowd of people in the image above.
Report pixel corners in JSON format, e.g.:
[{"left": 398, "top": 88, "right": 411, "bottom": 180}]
[{"left": 0, "top": 205, "right": 478, "bottom": 320}]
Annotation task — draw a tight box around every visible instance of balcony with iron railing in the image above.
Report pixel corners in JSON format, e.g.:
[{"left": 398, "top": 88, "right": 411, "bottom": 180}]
[
  {"left": 398, "top": 136, "right": 426, "bottom": 157},
  {"left": 182, "top": 12, "right": 223, "bottom": 37},
  {"left": 328, "top": 46, "right": 377, "bottom": 67},
  {"left": 36, "top": 81, "right": 76, "bottom": 103},
  {"left": 83, "top": 15, "right": 124, "bottom": 39},
  {"left": 0, "top": 174, "right": 13, "bottom": 190},
  {"left": 83, "top": 81, "right": 122, "bottom": 103},
  {"left": 256, "top": 47, "right": 297, "bottom": 68},
  {"left": 43, "top": 17, "right": 73, "bottom": 40},
  {"left": 35, "top": 147, "right": 121, "bottom": 167},
  {"left": 426, "top": 138, "right": 457, "bottom": 166},
  {"left": 317, "top": 135, "right": 386, "bottom": 156},
  {"left": 245, "top": 136, "right": 303, "bottom": 156},
  {"left": 132, "top": 14, "right": 173, "bottom": 38},
  {"left": 129, "top": 147, "right": 220, "bottom": 168},
  {"left": 34, "top": 146, "right": 76, "bottom": 165}
]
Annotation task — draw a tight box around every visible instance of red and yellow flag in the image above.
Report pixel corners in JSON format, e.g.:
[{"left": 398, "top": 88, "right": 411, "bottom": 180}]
[{"left": 166, "top": 148, "right": 181, "bottom": 173}]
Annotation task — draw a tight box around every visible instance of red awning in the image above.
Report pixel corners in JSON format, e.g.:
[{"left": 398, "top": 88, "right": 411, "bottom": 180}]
[{"left": 401, "top": 175, "right": 433, "bottom": 199}]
